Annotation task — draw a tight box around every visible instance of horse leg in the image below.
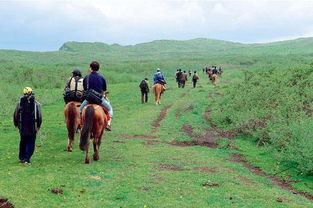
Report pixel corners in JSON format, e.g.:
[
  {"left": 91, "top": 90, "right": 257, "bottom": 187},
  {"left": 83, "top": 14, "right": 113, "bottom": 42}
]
[
  {"left": 85, "top": 142, "right": 90, "bottom": 164},
  {"left": 93, "top": 138, "right": 99, "bottom": 161},
  {"left": 67, "top": 136, "right": 73, "bottom": 152}
]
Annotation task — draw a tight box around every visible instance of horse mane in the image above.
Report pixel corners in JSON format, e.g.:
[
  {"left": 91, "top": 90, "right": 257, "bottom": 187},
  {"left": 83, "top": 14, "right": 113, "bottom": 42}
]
[{"left": 79, "top": 106, "right": 95, "bottom": 151}]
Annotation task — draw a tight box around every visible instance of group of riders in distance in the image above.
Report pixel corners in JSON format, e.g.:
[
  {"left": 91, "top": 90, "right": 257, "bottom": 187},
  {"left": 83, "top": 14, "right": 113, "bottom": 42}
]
[{"left": 13, "top": 61, "right": 224, "bottom": 164}]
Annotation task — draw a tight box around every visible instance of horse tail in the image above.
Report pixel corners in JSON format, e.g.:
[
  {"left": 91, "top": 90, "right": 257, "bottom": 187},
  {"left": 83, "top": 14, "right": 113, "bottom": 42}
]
[
  {"left": 67, "top": 103, "right": 77, "bottom": 141},
  {"left": 79, "top": 106, "right": 94, "bottom": 151}
]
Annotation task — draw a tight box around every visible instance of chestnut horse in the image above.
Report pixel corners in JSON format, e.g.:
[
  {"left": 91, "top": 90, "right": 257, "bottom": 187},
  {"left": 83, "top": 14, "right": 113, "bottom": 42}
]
[
  {"left": 212, "top": 74, "right": 218, "bottom": 85},
  {"left": 79, "top": 104, "right": 108, "bottom": 164},
  {"left": 64, "top": 101, "right": 81, "bottom": 152},
  {"left": 153, "top": 83, "right": 165, "bottom": 105}
]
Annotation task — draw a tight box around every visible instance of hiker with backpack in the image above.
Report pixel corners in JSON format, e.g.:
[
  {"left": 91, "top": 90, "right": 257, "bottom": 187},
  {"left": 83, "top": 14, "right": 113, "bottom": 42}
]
[
  {"left": 13, "top": 87, "right": 42, "bottom": 164},
  {"left": 192, "top": 71, "right": 199, "bottom": 88},
  {"left": 139, "top": 78, "right": 149, "bottom": 103},
  {"left": 63, "top": 69, "right": 84, "bottom": 103}
]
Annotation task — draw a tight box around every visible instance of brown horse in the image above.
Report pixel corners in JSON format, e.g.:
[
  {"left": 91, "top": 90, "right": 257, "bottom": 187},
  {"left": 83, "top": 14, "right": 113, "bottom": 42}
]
[
  {"left": 212, "top": 74, "right": 218, "bottom": 85},
  {"left": 153, "top": 83, "right": 165, "bottom": 105},
  {"left": 64, "top": 101, "right": 81, "bottom": 152},
  {"left": 79, "top": 104, "right": 108, "bottom": 164}
]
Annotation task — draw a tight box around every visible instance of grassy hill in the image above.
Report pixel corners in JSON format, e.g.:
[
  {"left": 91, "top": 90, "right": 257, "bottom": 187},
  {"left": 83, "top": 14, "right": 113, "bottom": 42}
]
[{"left": 0, "top": 37, "right": 313, "bottom": 207}]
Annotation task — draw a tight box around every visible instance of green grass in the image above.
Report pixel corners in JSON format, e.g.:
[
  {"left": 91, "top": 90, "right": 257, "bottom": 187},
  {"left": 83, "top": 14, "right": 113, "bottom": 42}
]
[
  {"left": 1, "top": 38, "right": 313, "bottom": 207},
  {"left": 0, "top": 76, "right": 312, "bottom": 207}
]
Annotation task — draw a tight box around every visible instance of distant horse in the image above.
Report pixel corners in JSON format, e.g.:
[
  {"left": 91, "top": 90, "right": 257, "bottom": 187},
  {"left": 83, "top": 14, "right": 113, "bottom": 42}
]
[
  {"left": 79, "top": 105, "right": 108, "bottom": 164},
  {"left": 64, "top": 101, "right": 81, "bottom": 152},
  {"left": 207, "top": 71, "right": 212, "bottom": 80},
  {"left": 212, "top": 74, "right": 218, "bottom": 85},
  {"left": 153, "top": 83, "right": 165, "bottom": 105}
]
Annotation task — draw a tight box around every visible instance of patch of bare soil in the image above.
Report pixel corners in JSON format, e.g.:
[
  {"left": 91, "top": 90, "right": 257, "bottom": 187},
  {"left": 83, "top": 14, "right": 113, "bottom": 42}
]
[
  {"left": 230, "top": 153, "right": 313, "bottom": 201},
  {"left": 121, "top": 134, "right": 157, "bottom": 139},
  {"left": 202, "top": 182, "right": 219, "bottom": 187},
  {"left": 151, "top": 104, "right": 173, "bottom": 133},
  {"left": 143, "top": 140, "right": 163, "bottom": 146},
  {"left": 169, "top": 124, "right": 218, "bottom": 148},
  {"left": 176, "top": 104, "right": 194, "bottom": 118},
  {"left": 113, "top": 140, "right": 126, "bottom": 143},
  {"left": 50, "top": 188, "right": 64, "bottom": 194},
  {"left": 87, "top": 175, "right": 103, "bottom": 180},
  {"left": 193, "top": 167, "right": 218, "bottom": 173},
  {"left": 0, "top": 199, "right": 14, "bottom": 208},
  {"left": 155, "top": 163, "right": 183, "bottom": 171}
]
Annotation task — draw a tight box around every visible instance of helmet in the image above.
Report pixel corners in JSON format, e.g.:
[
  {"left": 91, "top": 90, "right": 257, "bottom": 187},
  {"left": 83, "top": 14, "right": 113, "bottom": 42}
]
[
  {"left": 156, "top": 68, "right": 160, "bottom": 72},
  {"left": 23, "top": 87, "right": 33, "bottom": 95},
  {"left": 72, "top": 69, "right": 82, "bottom": 77}
]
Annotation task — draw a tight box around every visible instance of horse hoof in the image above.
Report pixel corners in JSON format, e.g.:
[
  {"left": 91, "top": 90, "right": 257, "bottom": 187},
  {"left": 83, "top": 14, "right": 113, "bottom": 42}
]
[
  {"left": 85, "top": 159, "right": 90, "bottom": 164},
  {"left": 93, "top": 155, "right": 99, "bottom": 161}
]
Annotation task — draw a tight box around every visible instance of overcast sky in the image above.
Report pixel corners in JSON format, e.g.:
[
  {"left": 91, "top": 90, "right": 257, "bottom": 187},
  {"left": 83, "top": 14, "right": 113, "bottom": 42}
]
[{"left": 1, "top": 0, "right": 313, "bottom": 51}]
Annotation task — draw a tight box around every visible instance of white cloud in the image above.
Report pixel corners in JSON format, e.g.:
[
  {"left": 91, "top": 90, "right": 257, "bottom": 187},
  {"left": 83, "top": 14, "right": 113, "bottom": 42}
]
[{"left": 1, "top": 0, "right": 313, "bottom": 50}]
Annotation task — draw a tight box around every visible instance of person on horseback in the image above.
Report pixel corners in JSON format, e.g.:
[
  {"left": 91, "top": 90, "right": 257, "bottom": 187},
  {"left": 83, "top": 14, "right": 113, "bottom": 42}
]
[
  {"left": 153, "top": 68, "right": 166, "bottom": 87},
  {"left": 79, "top": 61, "right": 113, "bottom": 131},
  {"left": 13, "top": 87, "right": 42, "bottom": 164},
  {"left": 139, "top": 78, "right": 149, "bottom": 103},
  {"left": 63, "top": 69, "right": 84, "bottom": 103}
]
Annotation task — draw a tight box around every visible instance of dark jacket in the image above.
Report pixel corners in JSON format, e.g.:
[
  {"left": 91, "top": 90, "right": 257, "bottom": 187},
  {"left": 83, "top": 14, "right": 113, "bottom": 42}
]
[
  {"left": 14, "top": 95, "right": 42, "bottom": 136},
  {"left": 181, "top": 73, "right": 188, "bottom": 82},
  {"left": 139, "top": 80, "right": 149, "bottom": 93},
  {"left": 83, "top": 72, "right": 107, "bottom": 94}
]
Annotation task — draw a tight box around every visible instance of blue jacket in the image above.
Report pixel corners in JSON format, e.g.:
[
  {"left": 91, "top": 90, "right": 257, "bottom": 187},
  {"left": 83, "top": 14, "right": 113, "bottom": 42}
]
[
  {"left": 153, "top": 72, "right": 165, "bottom": 84},
  {"left": 83, "top": 72, "right": 107, "bottom": 94}
]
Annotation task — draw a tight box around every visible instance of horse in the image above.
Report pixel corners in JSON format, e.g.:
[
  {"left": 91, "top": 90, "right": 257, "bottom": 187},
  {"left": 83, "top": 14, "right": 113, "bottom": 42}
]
[
  {"left": 64, "top": 101, "right": 81, "bottom": 152},
  {"left": 79, "top": 104, "right": 108, "bottom": 164},
  {"left": 212, "top": 74, "right": 218, "bottom": 85},
  {"left": 153, "top": 83, "right": 165, "bottom": 105}
]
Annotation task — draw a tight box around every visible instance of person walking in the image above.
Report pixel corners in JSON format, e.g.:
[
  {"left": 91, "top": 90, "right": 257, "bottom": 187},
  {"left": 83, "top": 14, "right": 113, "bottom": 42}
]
[
  {"left": 139, "top": 78, "right": 149, "bottom": 103},
  {"left": 79, "top": 61, "right": 113, "bottom": 131},
  {"left": 181, "top": 71, "right": 188, "bottom": 88},
  {"left": 192, "top": 71, "right": 199, "bottom": 88},
  {"left": 13, "top": 87, "right": 42, "bottom": 164},
  {"left": 176, "top": 69, "right": 183, "bottom": 88}
]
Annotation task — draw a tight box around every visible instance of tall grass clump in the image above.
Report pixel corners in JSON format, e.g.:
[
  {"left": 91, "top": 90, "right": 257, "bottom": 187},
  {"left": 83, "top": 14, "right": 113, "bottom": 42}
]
[{"left": 211, "top": 66, "right": 313, "bottom": 175}]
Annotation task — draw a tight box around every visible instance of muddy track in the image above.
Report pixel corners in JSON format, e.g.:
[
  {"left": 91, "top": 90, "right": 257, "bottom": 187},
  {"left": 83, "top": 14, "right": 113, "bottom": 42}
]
[
  {"left": 169, "top": 124, "right": 218, "bottom": 148},
  {"left": 230, "top": 153, "right": 313, "bottom": 201},
  {"left": 151, "top": 89, "right": 191, "bottom": 133},
  {"left": 0, "top": 198, "right": 14, "bottom": 208}
]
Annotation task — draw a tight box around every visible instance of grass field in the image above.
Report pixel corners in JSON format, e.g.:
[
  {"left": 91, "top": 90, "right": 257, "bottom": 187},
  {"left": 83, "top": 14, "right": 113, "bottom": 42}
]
[
  {"left": 0, "top": 68, "right": 312, "bottom": 207},
  {"left": 1, "top": 38, "right": 313, "bottom": 207}
]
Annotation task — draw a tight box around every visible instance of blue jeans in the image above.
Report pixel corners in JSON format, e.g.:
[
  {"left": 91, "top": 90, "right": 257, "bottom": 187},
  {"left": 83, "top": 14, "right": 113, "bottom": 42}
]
[{"left": 80, "top": 98, "right": 113, "bottom": 118}]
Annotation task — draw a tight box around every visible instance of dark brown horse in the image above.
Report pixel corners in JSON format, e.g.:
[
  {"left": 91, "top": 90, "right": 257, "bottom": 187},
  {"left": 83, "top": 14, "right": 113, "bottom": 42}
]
[
  {"left": 153, "top": 83, "right": 165, "bottom": 105},
  {"left": 79, "top": 104, "right": 108, "bottom": 164},
  {"left": 64, "top": 101, "right": 81, "bottom": 152}
]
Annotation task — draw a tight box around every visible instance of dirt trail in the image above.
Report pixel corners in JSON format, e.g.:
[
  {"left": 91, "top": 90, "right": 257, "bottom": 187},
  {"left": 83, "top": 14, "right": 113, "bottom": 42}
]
[
  {"left": 151, "top": 89, "right": 191, "bottom": 133},
  {"left": 0, "top": 199, "right": 14, "bottom": 208},
  {"left": 230, "top": 153, "right": 313, "bottom": 201},
  {"left": 205, "top": 93, "right": 313, "bottom": 202}
]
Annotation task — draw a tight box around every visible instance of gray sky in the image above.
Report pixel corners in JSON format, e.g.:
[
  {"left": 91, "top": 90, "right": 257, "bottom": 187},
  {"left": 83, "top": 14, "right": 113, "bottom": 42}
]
[{"left": 1, "top": 0, "right": 313, "bottom": 51}]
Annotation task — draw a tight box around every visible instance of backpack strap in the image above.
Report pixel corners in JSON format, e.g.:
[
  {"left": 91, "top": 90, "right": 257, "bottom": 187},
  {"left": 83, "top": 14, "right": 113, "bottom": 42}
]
[{"left": 86, "top": 75, "right": 90, "bottom": 90}]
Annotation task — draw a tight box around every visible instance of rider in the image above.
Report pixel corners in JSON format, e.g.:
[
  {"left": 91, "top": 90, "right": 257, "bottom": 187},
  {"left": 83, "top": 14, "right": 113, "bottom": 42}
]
[
  {"left": 13, "top": 87, "right": 42, "bottom": 164},
  {"left": 79, "top": 61, "right": 113, "bottom": 131},
  {"left": 212, "top": 66, "right": 218, "bottom": 75},
  {"left": 63, "top": 69, "right": 84, "bottom": 103},
  {"left": 153, "top": 68, "right": 166, "bottom": 89}
]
